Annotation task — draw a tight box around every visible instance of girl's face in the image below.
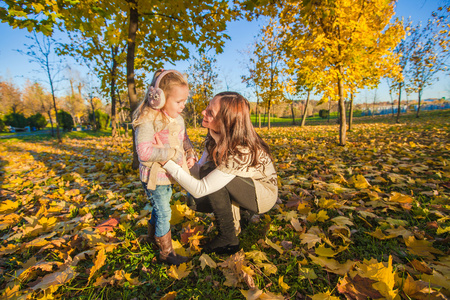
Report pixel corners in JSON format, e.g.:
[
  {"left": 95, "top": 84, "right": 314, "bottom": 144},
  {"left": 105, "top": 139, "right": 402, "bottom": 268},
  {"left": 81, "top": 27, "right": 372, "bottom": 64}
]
[
  {"left": 163, "top": 85, "right": 189, "bottom": 118},
  {"left": 201, "top": 96, "right": 220, "bottom": 132}
]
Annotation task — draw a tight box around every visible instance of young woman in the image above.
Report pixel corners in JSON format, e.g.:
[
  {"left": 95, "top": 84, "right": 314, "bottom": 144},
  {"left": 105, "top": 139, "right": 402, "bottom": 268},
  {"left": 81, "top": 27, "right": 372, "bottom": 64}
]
[{"left": 160, "top": 91, "right": 278, "bottom": 254}]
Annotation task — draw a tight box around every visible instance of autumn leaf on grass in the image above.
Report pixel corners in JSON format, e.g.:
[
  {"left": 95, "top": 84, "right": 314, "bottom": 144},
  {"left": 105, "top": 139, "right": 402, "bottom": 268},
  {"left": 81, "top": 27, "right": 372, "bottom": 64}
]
[
  {"left": 199, "top": 254, "right": 217, "bottom": 270},
  {"left": 246, "top": 250, "right": 277, "bottom": 275},
  {"left": 0, "top": 244, "right": 20, "bottom": 256},
  {"left": 290, "top": 217, "right": 303, "bottom": 232},
  {"left": 88, "top": 247, "right": 106, "bottom": 282},
  {"left": 318, "top": 198, "right": 341, "bottom": 209},
  {"left": 437, "top": 226, "right": 450, "bottom": 235},
  {"left": 331, "top": 216, "right": 354, "bottom": 227},
  {"left": 170, "top": 200, "right": 193, "bottom": 225},
  {"left": 30, "top": 265, "right": 78, "bottom": 292},
  {"left": 307, "top": 210, "right": 329, "bottom": 223},
  {"left": 240, "top": 288, "right": 262, "bottom": 300},
  {"left": 385, "top": 226, "right": 413, "bottom": 238},
  {"left": 308, "top": 254, "right": 355, "bottom": 276},
  {"left": 0, "top": 213, "right": 21, "bottom": 230},
  {"left": 352, "top": 256, "right": 398, "bottom": 300},
  {"left": 409, "top": 259, "right": 433, "bottom": 275},
  {"left": 181, "top": 224, "right": 204, "bottom": 251},
  {"left": 401, "top": 274, "right": 447, "bottom": 300},
  {"left": 278, "top": 276, "right": 290, "bottom": 292},
  {"left": 0, "top": 200, "right": 19, "bottom": 214},
  {"left": 388, "top": 192, "right": 414, "bottom": 209},
  {"left": 404, "top": 236, "right": 444, "bottom": 260},
  {"left": 160, "top": 291, "right": 177, "bottom": 300},
  {"left": 168, "top": 263, "right": 191, "bottom": 280},
  {"left": 265, "top": 237, "right": 283, "bottom": 254},
  {"left": 349, "top": 175, "right": 371, "bottom": 189},
  {"left": 421, "top": 270, "right": 450, "bottom": 291},
  {"left": 276, "top": 209, "right": 298, "bottom": 222},
  {"left": 298, "top": 266, "right": 318, "bottom": 280},
  {"left": 241, "top": 288, "right": 284, "bottom": 300},
  {"left": 315, "top": 244, "right": 338, "bottom": 257},
  {"left": 218, "top": 251, "right": 255, "bottom": 288},
  {"left": 338, "top": 274, "right": 384, "bottom": 300},
  {"left": 367, "top": 228, "right": 397, "bottom": 240},
  {"left": 300, "top": 232, "right": 322, "bottom": 249},
  {"left": 310, "top": 290, "right": 340, "bottom": 300}
]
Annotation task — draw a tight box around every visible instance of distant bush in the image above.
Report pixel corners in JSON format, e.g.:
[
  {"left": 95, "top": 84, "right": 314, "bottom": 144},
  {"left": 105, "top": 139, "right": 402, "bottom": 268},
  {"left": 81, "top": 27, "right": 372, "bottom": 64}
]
[
  {"left": 319, "top": 109, "right": 329, "bottom": 119},
  {"left": 4, "top": 112, "right": 28, "bottom": 128},
  {"left": 57, "top": 110, "right": 74, "bottom": 131},
  {"left": 89, "top": 110, "right": 110, "bottom": 130},
  {"left": 0, "top": 118, "right": 5, "bottom": 132},
  {"left": 27, "top": 113, "right": 48, "bottom": 130}
]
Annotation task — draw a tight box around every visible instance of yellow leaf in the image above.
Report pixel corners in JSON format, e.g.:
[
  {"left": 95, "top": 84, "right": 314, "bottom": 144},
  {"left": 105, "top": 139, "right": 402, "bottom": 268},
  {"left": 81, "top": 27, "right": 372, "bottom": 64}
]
[
  {"left": 199, "top": 254, "right": 217, "bottom": 270},
  {"left": 349, "top": 175, "right": 371, "bottom": 189},
  {"left": 160, "top": 291, "right": 177, "bottom": 300},
  {"left": 404, "top": 236, "right": 444, "bottom": 259},
  {"left": 265, "top": 237, "right": 283, "bottom": 254},
  {"left": 167, "top": 263, "right": 191, "bottom": 280},
  {"left": 299, "top": 266, "right": 318, "bottom": 280},
  {"left": 290, "top": 218, "right": 303, "bottom": 231},
  {"left": 389, "top": 192, "right": 413, "bottom": 204},
  {"left": 0, "top": 200, "right": 19, "bottom": 214},
  {"left": 88, "top": 248, "right": 106, "bottom": 282},
  {"left": 309, "top": 254, "right": 355, "bottom": 276},
  {"left": 331, "top": 216, "right": 353, "bottom": 226},
  {"left": 307, "top": 210, "right": 329, "bottom": 222},
  {"left": 300, "top": 233, "right": 322, "bottom": 249},
  {"left": 367, "top": 228, "right": 397, "bottom": 240},
  {"left": 315, "top": 244, "right": 337, "bottom": 257},
  {"left": 310, "top": 290, "right": 340, "bottom": 300},
  {"left": 240, "top": 288, "right": 263, "bottom": 300},
  {"left": 278, "top": 276, "right": 290, "bottom": 292},
  {"left": 421, "top": 270, "right": 450, "bottom": 290}
]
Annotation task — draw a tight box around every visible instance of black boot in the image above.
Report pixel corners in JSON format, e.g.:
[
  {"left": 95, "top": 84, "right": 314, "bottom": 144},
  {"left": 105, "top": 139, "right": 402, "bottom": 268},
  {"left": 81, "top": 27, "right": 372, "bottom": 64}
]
[{"left": 202, "top": 188, "right": 240, "bottom": 255}]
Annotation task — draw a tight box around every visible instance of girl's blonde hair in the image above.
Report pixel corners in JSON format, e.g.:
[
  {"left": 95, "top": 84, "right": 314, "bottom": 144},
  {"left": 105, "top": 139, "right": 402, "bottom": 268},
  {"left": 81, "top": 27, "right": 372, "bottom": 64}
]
[{"left": 132, "top": 69, "right": 188, "bottom": 127}]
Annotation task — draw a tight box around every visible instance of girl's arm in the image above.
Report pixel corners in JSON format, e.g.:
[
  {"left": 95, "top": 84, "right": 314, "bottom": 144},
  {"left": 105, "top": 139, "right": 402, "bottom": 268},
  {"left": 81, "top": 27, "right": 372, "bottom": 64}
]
[
  {"left": 135, "top": 122, "right": 177, "bottom": 163},
  {"left": 162, "top": 160, "right": 235, "bottom": 198}
]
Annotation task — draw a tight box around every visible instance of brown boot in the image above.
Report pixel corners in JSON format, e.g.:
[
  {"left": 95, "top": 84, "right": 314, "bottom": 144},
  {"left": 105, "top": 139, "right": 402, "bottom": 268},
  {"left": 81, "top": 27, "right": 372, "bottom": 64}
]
[{"left": 155, "top": 231, "right": 189, "bottom": 265}]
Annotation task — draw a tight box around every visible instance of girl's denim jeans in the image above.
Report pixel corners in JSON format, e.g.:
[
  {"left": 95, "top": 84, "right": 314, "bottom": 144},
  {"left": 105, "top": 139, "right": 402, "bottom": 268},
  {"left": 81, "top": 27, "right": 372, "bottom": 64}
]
[{"left": 141, "top": 183, "right": 172, "bottom": 237}]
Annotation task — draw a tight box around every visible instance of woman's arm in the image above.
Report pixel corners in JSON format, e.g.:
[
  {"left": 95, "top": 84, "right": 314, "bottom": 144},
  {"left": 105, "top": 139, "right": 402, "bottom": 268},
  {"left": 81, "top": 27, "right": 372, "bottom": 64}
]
[{"left": 163, "top": 160, "right": 235, "bottom": 198}]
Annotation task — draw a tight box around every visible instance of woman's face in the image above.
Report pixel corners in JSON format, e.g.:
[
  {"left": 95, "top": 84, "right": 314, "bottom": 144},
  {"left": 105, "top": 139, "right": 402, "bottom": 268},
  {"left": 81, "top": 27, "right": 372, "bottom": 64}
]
[
  {"left": 162, "top": 85, "right": 189, "bottom": 118},
  {"left": 202, "top": 96, "right": 220, "bottom": 132}
]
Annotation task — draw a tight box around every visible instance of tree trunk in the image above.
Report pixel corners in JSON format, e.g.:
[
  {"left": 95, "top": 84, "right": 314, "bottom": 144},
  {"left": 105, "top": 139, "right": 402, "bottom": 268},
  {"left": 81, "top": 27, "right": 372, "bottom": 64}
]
[
  {"left": 396, "top": 82, "right": 402, "bottom": 123},
  {"left": 416, "top": 88, "right": 422, "bottom": 118},
  {"left": 301, "top": 90, "right": 310, "bottom": 127},
  {"left": 327, "top": 99, "right": 331, "bottom": 123},
  {"left": 268, "top": 105, "right": 271, "bottom": 130},
  {"left": 47, "top": 110, "right": 54, "bottom": 137},
  {"left": 256, "top": 99, "right": 261, "bottom": 129},
  {"left": 337, "top": 65, "right": 346, "bottom": 146},
  {"left": 348, "top": 93, "right": 354, "bottom": 131},
  {"left": 126, "top": 0, "right": 140, "bottom": 170},
  {"left": 111, "top": 46, "right": 119, "bottom": 139},
  {"left": 48, "top": 72, "right": 61, "bottom": 143},
  {"left": 291, "top": 101, "right": 296, "bottom": 125}
]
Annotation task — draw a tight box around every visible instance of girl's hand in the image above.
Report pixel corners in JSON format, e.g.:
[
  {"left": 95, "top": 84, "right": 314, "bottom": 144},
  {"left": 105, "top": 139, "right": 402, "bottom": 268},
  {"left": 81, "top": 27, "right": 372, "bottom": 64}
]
[
  {"left": 152, "top": 134, "right": 165, "bottom": 148},
  {"left": 186, "top": 157, "right": 196, "bottom": 169}
]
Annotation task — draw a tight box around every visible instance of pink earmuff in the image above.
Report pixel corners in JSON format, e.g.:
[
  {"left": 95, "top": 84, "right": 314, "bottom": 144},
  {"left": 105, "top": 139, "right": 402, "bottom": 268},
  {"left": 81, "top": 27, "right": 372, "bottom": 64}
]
[{"left": 147, "top": 69, "right": 182, "bottom": 109}]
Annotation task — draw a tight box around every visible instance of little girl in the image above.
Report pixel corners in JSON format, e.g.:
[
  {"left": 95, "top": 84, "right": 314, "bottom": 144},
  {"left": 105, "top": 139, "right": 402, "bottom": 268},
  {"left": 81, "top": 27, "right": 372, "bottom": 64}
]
[{"left": 132, "top": 69, "right": 196, "bottom": 265}]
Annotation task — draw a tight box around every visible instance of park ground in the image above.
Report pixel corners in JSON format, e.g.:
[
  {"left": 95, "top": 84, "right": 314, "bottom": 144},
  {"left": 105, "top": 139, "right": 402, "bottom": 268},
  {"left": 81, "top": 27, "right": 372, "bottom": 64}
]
[{"left": 0, "top": 109, "right": 449, "bottom": 299}]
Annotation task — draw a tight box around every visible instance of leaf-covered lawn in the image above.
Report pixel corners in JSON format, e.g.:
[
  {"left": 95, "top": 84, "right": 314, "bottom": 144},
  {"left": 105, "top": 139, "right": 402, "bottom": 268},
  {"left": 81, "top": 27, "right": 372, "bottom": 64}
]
[{"left": 1, "top": 110, "right": 449, "bottom": 299}]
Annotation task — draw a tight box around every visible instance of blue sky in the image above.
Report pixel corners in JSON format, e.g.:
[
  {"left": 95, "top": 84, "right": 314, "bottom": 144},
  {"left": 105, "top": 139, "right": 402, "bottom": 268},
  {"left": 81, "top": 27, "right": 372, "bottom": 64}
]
[{"left": 0, "top": 0, "right": 448, "bottom": 104}]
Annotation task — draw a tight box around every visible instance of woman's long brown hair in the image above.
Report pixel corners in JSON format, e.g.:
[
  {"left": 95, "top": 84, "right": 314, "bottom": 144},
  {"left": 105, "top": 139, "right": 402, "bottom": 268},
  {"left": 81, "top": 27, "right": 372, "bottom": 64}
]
[{"left": 205, "top": 92, "right": 271, "bottom": 167}]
